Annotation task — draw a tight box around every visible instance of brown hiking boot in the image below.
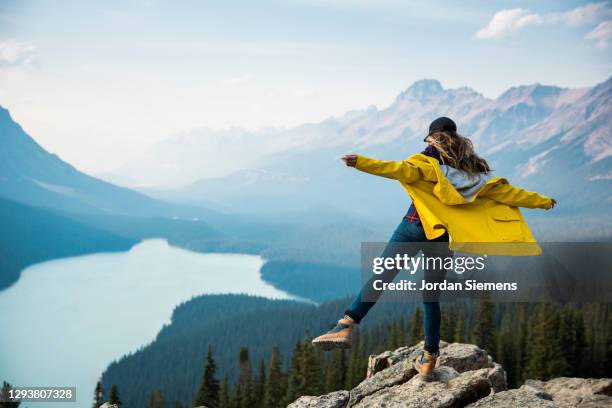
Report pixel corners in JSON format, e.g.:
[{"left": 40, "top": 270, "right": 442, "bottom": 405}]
[
  {"left": 415, "top": 350, "right": 438, "bottom": 381},
  {"left": 312, "top": 318, "right": 355, "bottom": 350}
]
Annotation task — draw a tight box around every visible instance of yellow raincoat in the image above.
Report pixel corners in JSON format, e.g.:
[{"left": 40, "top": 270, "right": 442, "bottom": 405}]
[{"left": 355, "top": 154, "right": 553, "bottom": 256}]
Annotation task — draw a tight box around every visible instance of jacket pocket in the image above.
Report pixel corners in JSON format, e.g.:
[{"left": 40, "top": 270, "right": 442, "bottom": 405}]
[{"left": 488, "top": 208, "right": 524, "bottom": 241}]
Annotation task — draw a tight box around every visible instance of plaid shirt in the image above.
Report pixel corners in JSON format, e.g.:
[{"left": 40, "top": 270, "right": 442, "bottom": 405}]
[{"left": 404, "top": 145, "right": 441, "bottom": 224}]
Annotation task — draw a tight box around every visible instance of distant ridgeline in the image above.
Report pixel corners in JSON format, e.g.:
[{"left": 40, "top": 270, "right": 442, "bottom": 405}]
[{"left": 99, "top": 293, "right": 611, "bottom": 408}]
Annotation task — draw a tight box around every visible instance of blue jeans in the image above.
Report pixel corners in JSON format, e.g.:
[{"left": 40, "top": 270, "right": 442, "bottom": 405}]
[{"left": 345, "top": 219, "right": 450, "bottom": 353}]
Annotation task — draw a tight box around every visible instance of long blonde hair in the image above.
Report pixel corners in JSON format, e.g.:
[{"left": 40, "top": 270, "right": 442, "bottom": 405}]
[{"left": 426, "top": 131, "right": 491, "bottom": 176}]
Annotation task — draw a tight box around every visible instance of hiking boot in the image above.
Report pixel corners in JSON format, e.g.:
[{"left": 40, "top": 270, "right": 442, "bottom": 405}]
[
  {"left": 415, "top": 350, "right": 438, "bottom": 381},
  {"left": 312, "top": 318, "right": 355, "bottom": 350}
]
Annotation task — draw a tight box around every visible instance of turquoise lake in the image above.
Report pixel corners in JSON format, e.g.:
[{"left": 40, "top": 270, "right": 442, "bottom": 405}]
[{"left": 0, "top": 239, "right": 296, "bottom": 408}]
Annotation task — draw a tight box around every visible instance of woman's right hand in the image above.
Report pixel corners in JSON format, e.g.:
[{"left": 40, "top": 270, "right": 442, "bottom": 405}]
[{"left": 341, "top": 154, "right": 358, "bottom": 167}]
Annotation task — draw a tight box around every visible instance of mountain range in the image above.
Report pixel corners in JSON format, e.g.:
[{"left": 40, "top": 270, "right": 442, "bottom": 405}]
[
  {"left": 1, "top": 76, "right": 610, "bottom": 290},
  {"left": 110, "top": 77, "right": 611, "bottom": 234}
]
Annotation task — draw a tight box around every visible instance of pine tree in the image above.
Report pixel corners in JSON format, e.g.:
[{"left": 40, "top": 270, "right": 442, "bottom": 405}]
[
  {"left": 148, "top": 389, "right": 165, "bottom": 408},
  {"left": 109, "top": 385, "right": 121, "bottom": 407},
  {"left": 283, "top": 342, "right": 303, "bottom": 405},
  {"left": 572, "top": 309, "right": 588, "bottom": 377},
  {"left": 229, "top": 383, "right": 242, "bottom": 408},
  {"left": 454, "top": 307, "right": 466, "bottom": 343},
  {"left": 440, "top": 305, "right": 456, "bottom": 342},
  {"left": 254, "top": 359, "right": 266, "bottom": 408},
  {"left": 496, "top": 312, "right": 515, "bottom": 385},
  {"left": 559, "top": 306, "right": 576, "bottom": 376},
  {"left": 471, "top": 301, "right": 497, "bottom": 356},
  {"left": 324, "top": 350, "right": 345, "bottom": 392},
  {"left": 175, "top": 401, "right": 184, "bottom": 408},
  {"left": 193, "top": 344, "right": 220, "bottom": 408},
  {"left": 264, "top": 347, "right": 284, "bottom": 408},
  {"left": 1, "top": 381, "right": 20, "bottom": 408},
  {"left": 301, "top": 338, "right": 323, "bottom": 396},
  {"left": 524, "top": 303, "right": 566, "bottom": 380},
  {"left": 345, "top": 329, "right": 366, "bottom": 389},
  {"left": 92, "top": 381, "right": 104, "bottom": 408},
  {"left": 218, "top": 377, "right": 230, "bottom": 408},
  {"left": 238, "top": 347, "right": 254, "bottom": 408},
  {"left": 409, "top": 307, "right": 424, "bottom": 345}
]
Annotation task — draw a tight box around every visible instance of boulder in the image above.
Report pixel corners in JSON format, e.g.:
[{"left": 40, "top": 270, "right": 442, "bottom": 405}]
[
  {"left": 354, "top": 366, "right": 491, "bottom": 407},
  {"left": 525, "top": 377, "right": 612, "bottom": 408},
  {"left": 350, "top": 358, "right": 418, "bottom": 406},
  {"left": 288, "top": 391, "right": 350, "bottom": 408},
  {"left": 436, "top": 343, "right": 490, "bottom": 373},
  {"left": 466, "top": 385, "right": 558, "bottom": 407}
]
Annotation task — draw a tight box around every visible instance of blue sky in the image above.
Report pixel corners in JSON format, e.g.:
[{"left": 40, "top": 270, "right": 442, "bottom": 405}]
[{"left": 0, "top": 0, "right": 610, "bottom": 172}]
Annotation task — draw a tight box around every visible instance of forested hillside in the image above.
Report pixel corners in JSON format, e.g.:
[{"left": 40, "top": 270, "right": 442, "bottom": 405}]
[
  {"left": 99, "top": 293, "right": 610, "bottom": 408},
  {"left": 99, "top": 294, "right": 418, "bottom": 408}
]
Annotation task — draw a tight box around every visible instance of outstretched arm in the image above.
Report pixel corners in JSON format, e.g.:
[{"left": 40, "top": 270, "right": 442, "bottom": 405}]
[
  {"left": 341, "top": 154, "right": 421, "bottom": 184},
  {"left": 486, "top": 183, "right": 556, "bottom": 209}
]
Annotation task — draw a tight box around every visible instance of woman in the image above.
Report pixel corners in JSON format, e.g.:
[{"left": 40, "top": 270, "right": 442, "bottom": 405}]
[{"left": 312, "top": 117, "right": 556, "bottom": 380}]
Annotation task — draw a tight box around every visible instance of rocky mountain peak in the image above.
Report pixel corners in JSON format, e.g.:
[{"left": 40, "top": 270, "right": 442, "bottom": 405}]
[
  {"left": 495, "top": 83, "right": 565, "bottom": 110},
  {"left": 289, "top": 341, "right": 612, "bottom": 408},
  {"left": 395, "top": 79, "right": 444, "bottom": 104}
]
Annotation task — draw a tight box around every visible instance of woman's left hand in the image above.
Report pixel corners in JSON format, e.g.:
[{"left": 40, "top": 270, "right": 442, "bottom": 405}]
[{"left": 341, "top": 154, "right": 358, "bottom": 167}]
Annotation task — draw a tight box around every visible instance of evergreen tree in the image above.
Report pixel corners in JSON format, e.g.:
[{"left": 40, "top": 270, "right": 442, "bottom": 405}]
[
  {"left": 454, "top": 307, "right": 466, "bottom": 343},
  {"left": 148, "top": 389, "right": 165, "bottom": 408},
  {"left": 238, "top": 347, "right": 254, "bottom": 408},
  {"left": 471, "top": 301, "right": 497, "bottom": 356},
  {"left": 109, "top": 385, "right": 121, "bottom": 407},
  {"left": 345, "top": 329, "right": 366, "bottom": 389},
  {"left": 193, "top": 344, "right": 220, "bottom": 408},
  {"left": 496, "top": 312, "right": 515, "bottom": 385},
  {"left": 301, "top": 338, "right": 323, "bottom": 396},
  {"left": 387, "top": 320, "right": 402, "bottom": 350},
  {"left": 409, "top": 307, "right": 424, "bottom": 345},
  {"left": 175, "top": 401, "right": 184, "bottom": 408},
  {"left": 254, "top": 359, "right": 266, "bottom": 408},
  {"left": 1, "top": 381, "right": 20, "bottom": 408},
  {"left": 512, "top": 303, "right": 529, "bottom": 387},
  {"left": 324, "top": 350, "right": 346, "bottom": 392},
  {"left": 264, "top": 347, "right": 284, "bottom": 408},
  {"left": 229, "top": 383, "right": 242, "bottom": 408},
  {"left": 571, "top": 309, "right": 588, "bottom": 377},
  {"left": 283, "top": 342, "right": 303, "bottom": 405},
  {"left": 218, "top": 377, "right": 230, "bottom": 408},
  {"left": 441, "top": 305, "right": 456, "bottom": 342},
  {"left": 92, "top": 381, "right": 104, "bottom": 408},
  {"left": 524, "top": 303, "right": 566, "bottom": 380},
  {"left": 559, "top": 306, "right": 577, "bottom": 376}
]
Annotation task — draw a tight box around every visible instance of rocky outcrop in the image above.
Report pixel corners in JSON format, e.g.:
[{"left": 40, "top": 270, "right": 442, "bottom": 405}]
[
  {"left": 288, "top": 391, "right": 350, "bottom": 408},
  {"left": 523, "top": 378, "right": 612, "bottom": 408},
  {"left": 289, "top": 342, "right": 612, "bottom": 408}
]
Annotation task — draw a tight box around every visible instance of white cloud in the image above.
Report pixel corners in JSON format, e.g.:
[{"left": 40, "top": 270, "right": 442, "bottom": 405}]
[
  {"left": 0, "top": 40, "right": 38, "bottom": 68},
  {"left": 475, "top": 2, "right": 612, "bottom": 46},
  {"left": 475, "top": 8, "right": 542, "bottom": 40},
  {"left": 585, "top": 20, "right": 612, "bottom": 48},
  {"left": 548, "top": 2, "right": 612, "bottom": 26}
]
